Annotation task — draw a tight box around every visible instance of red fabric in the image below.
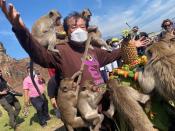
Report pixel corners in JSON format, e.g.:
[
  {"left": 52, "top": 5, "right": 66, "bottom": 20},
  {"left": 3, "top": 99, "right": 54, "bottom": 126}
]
[{"left": 48, "top": 68, "right": 56, "bottom": 77}]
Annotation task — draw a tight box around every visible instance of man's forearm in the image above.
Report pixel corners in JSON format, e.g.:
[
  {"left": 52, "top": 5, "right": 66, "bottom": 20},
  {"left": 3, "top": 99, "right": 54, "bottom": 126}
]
[{"left": 12, "top": 27, "right": 60, "bottom": 68}]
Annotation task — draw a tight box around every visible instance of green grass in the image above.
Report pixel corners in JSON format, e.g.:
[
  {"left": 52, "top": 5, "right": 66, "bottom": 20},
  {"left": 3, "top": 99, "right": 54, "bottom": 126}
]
[{"left": 0, "top": 95, "right": 64, "bottom": 131}]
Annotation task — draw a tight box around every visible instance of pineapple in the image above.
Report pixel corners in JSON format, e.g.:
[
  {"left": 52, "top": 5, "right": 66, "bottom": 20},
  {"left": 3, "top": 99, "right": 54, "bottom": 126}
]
[{"left": 121, "top": 39, "right": 138, "bottom": 65}]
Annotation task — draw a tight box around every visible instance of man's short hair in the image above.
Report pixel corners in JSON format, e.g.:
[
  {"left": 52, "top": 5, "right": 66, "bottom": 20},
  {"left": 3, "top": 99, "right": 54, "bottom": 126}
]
[
  {"left": 139, "top": 32, "right": 148, "bottom": 38},
  {"left": 63, "top": 11, "right": 88, "bottom": 33}
]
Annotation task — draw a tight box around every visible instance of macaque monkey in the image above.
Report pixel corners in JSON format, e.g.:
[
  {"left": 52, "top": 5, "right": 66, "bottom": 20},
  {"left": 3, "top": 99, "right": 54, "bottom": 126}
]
[
  {"left": 138, "top": 32, "right": 175, "bottom": 102},
  {"left": 57, "top": 72, "right": 87, "bottom": 131},
  {"left": 31, "top": 10, "right": 67, "bottom": 53},
  {"left": 81, "top": 9, "right": 112, "bottom": 51},
  {"left": 77, "top": 80, "right": 104, "bottom": 131},
  {"left": 107, "top": 79, "right": 156, "bottom": 131}
]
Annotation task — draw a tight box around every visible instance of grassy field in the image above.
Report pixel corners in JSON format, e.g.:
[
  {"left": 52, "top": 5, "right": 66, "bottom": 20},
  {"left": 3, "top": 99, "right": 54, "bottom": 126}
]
[{"left": 0, "top": 95, "right": 65, "bottom": 131}]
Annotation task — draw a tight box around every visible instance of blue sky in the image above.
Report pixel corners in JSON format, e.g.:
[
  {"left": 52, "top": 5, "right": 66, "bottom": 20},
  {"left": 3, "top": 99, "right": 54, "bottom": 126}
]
[{"left": 0, "top": 0, "right": 175, "bottom": 59}]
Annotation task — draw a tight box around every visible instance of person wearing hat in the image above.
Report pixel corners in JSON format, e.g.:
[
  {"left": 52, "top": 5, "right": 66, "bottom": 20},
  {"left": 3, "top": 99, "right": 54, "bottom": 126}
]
[
  {"left": 109, "top": 38, "right": 121, "bottom": 49},
  {"left": 104, "top": 38, "right": 122, "bottom": 79},
  {"left": 0, "top": 69, "right": 21, "bottom": 129},
  {"left": 23, "top": 65, "right": 50, "bottom": 127},
  {"left": 131, "top": 26, "right": 140, "bottom": 39}
]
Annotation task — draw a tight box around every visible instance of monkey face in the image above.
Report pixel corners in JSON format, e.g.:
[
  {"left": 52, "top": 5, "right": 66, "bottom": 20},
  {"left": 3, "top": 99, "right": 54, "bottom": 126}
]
[
  {"left": 146, "top": 33, "right": 175, "bottom": 63},
  {"left": 60, "top": 78, "right": 78, "bottom": 92},
  {"left": 82, "top": 80, "right": 96, "bottom": 91},
  {"left": 48, "top": 10, "right": 62, "bottom": 26}
]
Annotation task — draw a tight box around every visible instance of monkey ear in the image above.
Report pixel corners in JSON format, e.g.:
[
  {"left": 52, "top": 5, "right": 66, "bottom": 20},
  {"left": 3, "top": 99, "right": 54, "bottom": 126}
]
[{"left": 49, "top": 11, "right": 54, "bottom": 18}]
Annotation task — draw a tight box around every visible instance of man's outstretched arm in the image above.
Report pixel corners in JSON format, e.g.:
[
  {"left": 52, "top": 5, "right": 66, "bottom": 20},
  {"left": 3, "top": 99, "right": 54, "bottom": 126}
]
[{"left": 0, "top": 0, "right": 61, "bottom": 68}]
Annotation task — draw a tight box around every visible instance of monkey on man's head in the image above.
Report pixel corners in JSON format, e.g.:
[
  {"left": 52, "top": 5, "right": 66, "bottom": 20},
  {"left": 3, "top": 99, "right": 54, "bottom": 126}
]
[{"left": 81, "top": 9, "right": 112, "bottom": 51}]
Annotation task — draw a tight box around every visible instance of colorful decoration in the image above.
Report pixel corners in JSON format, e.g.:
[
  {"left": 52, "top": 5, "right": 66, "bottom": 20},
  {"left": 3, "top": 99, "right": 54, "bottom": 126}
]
[
  {"left": 122, "top": 29, "right": 131, "bottom": 38},
  {"left": 111, "top": 67, "right": 138, "bottom": 81},
  {"left": 110, "top": 55, "right": 147, "bottom": 81},
  {"left": 129, "top": 55, "right": 148, "bottom": 69}
]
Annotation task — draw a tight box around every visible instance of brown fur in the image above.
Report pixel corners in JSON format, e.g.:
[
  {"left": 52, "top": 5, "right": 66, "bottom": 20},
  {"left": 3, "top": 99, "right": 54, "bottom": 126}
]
[
  {"left": 77, "top": 81, "right": 104, "bottom": 131},
  {"left": 57, "top": 77, "right": 87, "bottom": 131},
  {"left": 81, "top": 9, "right": 112, "bottom": 51},
  {"left": 139, "top": 32, "right": 175, "bottom": 102},
  {"left": 107, "top": 79, "right": 156, "bottom": 131},
  {"left": 31, "top": 10, "right": 67, "bottom": 53},
  {"left": 88, "top": 26, "right": 112, "bottom": 51}
]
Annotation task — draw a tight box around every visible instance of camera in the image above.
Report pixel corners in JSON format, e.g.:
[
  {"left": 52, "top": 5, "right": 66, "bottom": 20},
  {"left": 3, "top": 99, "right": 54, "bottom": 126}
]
[{"left": 8, "top": 90, "right": 23, "bottom": 97}]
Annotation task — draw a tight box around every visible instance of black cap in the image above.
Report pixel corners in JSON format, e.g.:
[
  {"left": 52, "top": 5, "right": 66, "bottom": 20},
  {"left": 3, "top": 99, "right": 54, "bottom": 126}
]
[{"left": 133, "top": 26, "right": 139, "bottom": 29}]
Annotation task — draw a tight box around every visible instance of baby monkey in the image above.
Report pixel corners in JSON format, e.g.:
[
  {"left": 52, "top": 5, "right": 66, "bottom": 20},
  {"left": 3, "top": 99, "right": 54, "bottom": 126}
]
[
  {"left": 78, "top": 80, "right": 105, "bottom": 131},
  {"left": 57, "top": 72, "right": 87, "bottom": 131}
]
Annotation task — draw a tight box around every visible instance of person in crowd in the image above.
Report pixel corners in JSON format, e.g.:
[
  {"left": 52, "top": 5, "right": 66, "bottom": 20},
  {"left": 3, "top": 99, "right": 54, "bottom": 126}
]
[
  {"left": 101, "top": 38, "right": 122, "bottom": 80},
  {"left": 108, "top": 37, "right": 121, "bottom": 50},
  {"left": 131, "top": 26, "right": 140, "bottom": 39},
  {"left": 157, "top": 18, "right": 175, "bottom": 40},
  {"left": 47, "top": 73, "right": 62, "bottom": 119},
  {"left": 161, "top": 18, "right": 174, "bottom": 33},
  {"left": 0, "top": 69, "right": 21, "bottom": 129},
  {"left": 23, "top": 65, "right": 50, "bottom": 127},
  {"left": 136, "top": 32, "right": 149, "bottom": 56}
]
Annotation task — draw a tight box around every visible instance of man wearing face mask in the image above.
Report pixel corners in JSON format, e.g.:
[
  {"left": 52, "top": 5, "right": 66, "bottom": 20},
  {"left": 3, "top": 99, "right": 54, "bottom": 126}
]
[
  {"left": 0, "top": 2, "right": 149, "bottom": 130},
  {"left": 102, "top": 38, "right": 121, "bottom": 80}
]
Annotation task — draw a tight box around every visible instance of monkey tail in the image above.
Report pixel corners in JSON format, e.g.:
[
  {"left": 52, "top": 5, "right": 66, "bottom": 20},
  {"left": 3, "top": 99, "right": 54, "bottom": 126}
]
[{"left": 29, "top": 60, "right": 44, "bottom": 99}]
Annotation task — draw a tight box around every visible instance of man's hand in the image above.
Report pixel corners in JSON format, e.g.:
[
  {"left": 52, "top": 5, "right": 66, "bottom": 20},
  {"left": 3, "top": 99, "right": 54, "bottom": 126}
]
[
  {"left": 131, "top": 36, "right": 151, "bottom": 47},
  {"left": 50, "top": 98, "right": 58, "bottom": 108},
  {"left": 0, "top": 0, "right": 25, "bottom": 29},
  {"left": 0, "top": 90, "right": 7, "bottom": 95}
]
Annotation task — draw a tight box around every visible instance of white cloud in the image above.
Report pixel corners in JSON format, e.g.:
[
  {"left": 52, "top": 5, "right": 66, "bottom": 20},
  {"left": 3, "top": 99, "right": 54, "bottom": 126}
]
[{"left": 91, "top": 0, "right": 175, "bottom": 38}]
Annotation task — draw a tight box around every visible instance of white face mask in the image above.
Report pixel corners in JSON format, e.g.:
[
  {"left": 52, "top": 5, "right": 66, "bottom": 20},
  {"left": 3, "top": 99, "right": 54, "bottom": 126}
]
[
  {"left": 111, "top": 42, "right": 120, "bottom": 48},
  {"left": 70, "top": 28, "right": 88, "bottom": 43}
]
